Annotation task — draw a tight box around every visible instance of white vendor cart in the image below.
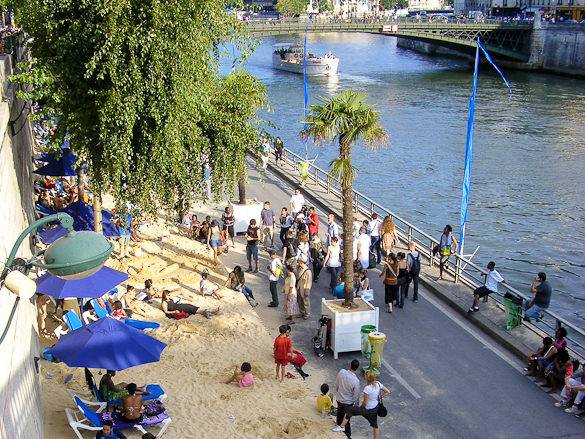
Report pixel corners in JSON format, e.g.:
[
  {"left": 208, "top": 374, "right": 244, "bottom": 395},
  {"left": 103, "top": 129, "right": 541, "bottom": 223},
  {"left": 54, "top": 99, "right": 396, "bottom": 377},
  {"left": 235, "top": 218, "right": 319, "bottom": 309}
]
[
  {"left": 321, "top": 298, "right": 380, "bottom": 359},
  {"left": 231, "top": 201, "right": 262, "bottom": 235}
]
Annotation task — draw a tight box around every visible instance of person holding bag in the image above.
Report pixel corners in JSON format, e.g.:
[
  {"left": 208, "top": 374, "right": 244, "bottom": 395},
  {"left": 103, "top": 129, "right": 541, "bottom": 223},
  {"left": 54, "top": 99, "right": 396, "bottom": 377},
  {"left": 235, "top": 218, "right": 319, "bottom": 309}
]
[
  {"left": 380, "top": 253, "right": 399, "bottom": 313},
  {"left": 332, "top": 371, "right": 390, "bottom": 439}
]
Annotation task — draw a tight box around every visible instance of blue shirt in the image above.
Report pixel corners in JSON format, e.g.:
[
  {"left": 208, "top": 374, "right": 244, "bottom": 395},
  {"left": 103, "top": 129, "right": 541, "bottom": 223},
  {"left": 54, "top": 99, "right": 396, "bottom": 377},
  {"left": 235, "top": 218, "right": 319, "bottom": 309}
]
[
  {"left": 333, "top": 284, "right": 345, "bottom": 299},
  {"left": 95, "top": 430, "right": 127, "bottom": 439}
]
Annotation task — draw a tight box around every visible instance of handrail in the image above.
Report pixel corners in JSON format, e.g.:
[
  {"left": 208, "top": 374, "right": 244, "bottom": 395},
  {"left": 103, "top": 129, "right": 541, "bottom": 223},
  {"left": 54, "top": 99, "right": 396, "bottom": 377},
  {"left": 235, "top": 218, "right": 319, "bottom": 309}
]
[
  {"left": 278, "top": 147, "right": 585, "bottom": 356},
  {"left": 246, "top": 17, "right": 534, "bottom": 28}
]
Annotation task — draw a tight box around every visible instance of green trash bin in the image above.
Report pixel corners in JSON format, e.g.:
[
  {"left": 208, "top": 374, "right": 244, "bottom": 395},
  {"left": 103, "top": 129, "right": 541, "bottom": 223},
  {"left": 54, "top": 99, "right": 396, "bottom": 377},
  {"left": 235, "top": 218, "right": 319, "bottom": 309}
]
[
  {"left": 361, "top": 324, "right": 377, "bottom": 358},
  {"left": 503, "top": 292, "right": 523, "bottom": 331}
]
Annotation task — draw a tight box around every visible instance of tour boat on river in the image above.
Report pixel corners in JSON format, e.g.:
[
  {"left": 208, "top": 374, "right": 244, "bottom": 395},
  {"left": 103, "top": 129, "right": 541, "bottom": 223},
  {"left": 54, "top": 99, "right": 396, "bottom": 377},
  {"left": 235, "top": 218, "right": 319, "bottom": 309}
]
[{"left": 272, "top": 43, "right": 339, "bottom": 76}]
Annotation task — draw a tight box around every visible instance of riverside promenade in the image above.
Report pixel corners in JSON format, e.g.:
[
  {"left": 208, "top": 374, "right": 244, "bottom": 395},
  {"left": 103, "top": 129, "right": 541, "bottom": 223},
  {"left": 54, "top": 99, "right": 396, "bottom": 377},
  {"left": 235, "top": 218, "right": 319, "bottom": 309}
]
[{"left": 215, "top": 156, "right": 585, "bottom": 438}]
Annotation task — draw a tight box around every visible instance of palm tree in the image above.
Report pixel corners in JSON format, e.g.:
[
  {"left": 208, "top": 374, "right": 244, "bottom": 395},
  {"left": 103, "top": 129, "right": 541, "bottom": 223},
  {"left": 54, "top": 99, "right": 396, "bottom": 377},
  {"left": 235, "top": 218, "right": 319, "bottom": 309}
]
[{"left": 303, "top": 91, "right": 387, "bottom": 306}]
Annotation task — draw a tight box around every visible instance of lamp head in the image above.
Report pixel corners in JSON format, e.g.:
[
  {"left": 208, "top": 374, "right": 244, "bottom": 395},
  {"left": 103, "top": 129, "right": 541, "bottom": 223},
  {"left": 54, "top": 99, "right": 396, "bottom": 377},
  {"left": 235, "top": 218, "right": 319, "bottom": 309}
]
[{"left": 39, "top": 230, "right": 113, "bottom": 279}]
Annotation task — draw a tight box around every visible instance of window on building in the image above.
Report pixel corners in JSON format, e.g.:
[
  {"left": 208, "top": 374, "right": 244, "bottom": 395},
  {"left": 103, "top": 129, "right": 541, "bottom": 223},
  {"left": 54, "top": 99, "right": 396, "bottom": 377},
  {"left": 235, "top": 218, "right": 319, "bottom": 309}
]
[{"left": 503, "top": 0, "right": 507, "bottom": 6}]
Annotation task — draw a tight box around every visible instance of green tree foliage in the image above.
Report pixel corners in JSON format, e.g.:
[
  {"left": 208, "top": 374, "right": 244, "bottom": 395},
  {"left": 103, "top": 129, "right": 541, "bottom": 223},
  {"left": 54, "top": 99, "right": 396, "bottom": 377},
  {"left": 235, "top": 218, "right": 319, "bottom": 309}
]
[
  {"left": 276, "top": 0, "right": 308, "bottom": 16},
  {"left": 318, "top": 0, "right": 332, "bottom": 12},
  {"left": 13, "top": 0, "right": 266, "bottom": 216},
  {"left": 303, "top": 91, "right": 387, "bottom": 305}
]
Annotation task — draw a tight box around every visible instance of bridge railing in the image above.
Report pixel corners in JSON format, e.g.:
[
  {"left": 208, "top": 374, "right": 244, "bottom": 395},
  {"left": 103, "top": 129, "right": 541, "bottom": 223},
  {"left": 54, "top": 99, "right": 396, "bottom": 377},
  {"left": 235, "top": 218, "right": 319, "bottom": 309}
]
[
  {"left": 278, "top": 146, "right": 585, "bottom": 358},
  {"left": 246, "top": 17, "right": 533, "bottom": 27}
]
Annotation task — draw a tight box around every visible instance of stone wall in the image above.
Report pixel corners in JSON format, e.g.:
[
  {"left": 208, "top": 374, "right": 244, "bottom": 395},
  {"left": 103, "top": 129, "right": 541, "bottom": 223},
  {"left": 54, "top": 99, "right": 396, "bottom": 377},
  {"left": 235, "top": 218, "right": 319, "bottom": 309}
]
[
  {"left": 397, "top": 24, "right": 585, "bottom": 78},
  {"left": 0, "top": 51, "right": 43, "bottom": 439},
  {"left": 396, "top": 37, "right": 466, "bottom": 58},
  {"left": 538, "top": 23, "right": 585, "bottom": 77}
]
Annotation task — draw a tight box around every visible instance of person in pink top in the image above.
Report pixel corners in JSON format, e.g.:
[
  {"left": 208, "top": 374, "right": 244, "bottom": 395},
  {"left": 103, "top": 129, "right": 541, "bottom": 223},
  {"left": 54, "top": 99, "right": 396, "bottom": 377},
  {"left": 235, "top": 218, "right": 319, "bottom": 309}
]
[{"left": 224, "top": 362, "right": 254, "bottom": 388}]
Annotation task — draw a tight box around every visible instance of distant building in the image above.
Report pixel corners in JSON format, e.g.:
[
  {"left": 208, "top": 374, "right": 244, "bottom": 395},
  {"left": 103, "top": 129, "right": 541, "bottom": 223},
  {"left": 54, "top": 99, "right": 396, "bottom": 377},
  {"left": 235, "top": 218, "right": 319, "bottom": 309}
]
[
  {"left": 454, "top": 0, "right": 466, "bottom": 13},
  {"left": 471, "top": 0, "right": 585, "bottom": 18},
  {"left": 408, "top": 0, "right": 447, "bottom": 10},
  {"left": 333, "top": 0, "right": 377, "bottom": 16}
]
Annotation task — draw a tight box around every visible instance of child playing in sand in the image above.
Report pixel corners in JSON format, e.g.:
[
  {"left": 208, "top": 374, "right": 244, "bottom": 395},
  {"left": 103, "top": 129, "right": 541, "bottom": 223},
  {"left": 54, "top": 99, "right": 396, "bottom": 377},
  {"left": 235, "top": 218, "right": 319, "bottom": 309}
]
[
  {"left": 316, "top": 383, "right": 334, "bottom": 416},
  {"left": 199, "top": 270, "right": 223, "bottom": 300},
  {"left": 274, "top": 324, "right": 292, "bottom": 382},
  {"left": 224, "top": 362, "right": 255, "bottom": 388}
]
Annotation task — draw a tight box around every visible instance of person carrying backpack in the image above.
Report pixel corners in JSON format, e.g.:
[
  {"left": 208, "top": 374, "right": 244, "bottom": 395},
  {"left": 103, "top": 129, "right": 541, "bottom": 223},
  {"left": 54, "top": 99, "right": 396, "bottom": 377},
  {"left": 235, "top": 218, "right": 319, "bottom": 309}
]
[{"left": 406, "top": 243, "right": 421, "bottom": 302}]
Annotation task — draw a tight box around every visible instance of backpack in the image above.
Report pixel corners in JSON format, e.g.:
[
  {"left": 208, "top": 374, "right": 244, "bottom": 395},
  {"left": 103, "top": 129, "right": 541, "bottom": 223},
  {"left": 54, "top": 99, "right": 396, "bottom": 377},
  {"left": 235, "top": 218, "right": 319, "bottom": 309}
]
[{"left": 409, "top": 253, "right": 421, "bottom": 276}]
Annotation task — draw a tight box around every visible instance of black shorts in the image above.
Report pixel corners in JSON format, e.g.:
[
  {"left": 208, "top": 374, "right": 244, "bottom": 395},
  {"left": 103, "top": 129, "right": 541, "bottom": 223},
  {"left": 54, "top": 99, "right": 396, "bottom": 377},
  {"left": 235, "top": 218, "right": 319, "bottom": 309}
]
[
  {"left": 226, "top": 225, "right": 235, "bottom": 238},
  {"left": 345, "top": 404, "right": 379, "bottom": 428},
  {"left": 474, "top": 286, "right": 493, "bottom": 298}
]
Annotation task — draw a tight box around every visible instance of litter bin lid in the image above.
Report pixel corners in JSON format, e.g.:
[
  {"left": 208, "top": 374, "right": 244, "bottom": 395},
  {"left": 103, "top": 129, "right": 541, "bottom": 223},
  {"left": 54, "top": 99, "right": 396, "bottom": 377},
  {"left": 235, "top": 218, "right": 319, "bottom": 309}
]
[
  {"left": 369, "top": 331, "right": 386, "bottom": 341},
  {"left": 361, "top": 324, "right": 377, "bottom": 334}
]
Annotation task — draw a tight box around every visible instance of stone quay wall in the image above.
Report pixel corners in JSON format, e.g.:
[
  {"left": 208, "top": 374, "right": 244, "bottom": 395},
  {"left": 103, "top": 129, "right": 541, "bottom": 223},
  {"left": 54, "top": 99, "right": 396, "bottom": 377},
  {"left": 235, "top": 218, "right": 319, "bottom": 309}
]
[{"left": 0, "top": 50, "right": 43, "bottom": 439}]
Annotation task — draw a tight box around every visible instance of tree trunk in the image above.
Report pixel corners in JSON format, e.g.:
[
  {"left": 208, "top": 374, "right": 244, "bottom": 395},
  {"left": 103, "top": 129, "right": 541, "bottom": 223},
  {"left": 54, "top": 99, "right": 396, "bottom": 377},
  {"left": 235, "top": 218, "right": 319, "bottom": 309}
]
[
  {"left": 93, "top": 191, "right": 103, "bottom": 233},
  {"left": 238, "top": 177, "right": 246, "bottom": 205},
  {"left": 340, "top": 142, "right": 354, "bottom": 305},
  {"left": 77, "top": 166, "right": 85, "bottom": 203}
]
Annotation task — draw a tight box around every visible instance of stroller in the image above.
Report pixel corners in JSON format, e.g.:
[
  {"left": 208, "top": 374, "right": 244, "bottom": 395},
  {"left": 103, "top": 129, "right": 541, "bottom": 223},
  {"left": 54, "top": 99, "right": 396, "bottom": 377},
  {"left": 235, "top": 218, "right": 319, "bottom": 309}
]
[{"left": 313, "top": 315, "right": 331, "bottom": 358}]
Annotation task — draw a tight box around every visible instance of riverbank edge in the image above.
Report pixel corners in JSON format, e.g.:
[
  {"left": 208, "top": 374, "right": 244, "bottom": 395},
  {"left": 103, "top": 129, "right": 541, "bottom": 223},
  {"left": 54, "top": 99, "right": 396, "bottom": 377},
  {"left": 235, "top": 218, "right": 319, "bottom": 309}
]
[
  {"left": 396, "top": 37, "right": 585, "bottom": 80},
  {"left": 264, "top": 157, "right": 575, "bottom": 365}
]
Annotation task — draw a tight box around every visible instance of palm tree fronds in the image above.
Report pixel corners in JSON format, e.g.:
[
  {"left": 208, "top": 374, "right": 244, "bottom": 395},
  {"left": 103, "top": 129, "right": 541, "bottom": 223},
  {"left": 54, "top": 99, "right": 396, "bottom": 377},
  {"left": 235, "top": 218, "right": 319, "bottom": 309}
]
[{"left": 329, "top": 158, "right": 356, "bottom": 188}]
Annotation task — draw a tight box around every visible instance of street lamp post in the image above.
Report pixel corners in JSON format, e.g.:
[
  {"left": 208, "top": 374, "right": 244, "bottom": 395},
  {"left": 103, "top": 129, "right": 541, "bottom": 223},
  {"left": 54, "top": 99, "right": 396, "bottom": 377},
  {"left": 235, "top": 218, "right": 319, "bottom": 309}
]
[
  {"left": 1, "top": 213, "right": 113, "bottom": 281},
  {"left": 0, "top": 213, "right": 114, "bottom": 344}
]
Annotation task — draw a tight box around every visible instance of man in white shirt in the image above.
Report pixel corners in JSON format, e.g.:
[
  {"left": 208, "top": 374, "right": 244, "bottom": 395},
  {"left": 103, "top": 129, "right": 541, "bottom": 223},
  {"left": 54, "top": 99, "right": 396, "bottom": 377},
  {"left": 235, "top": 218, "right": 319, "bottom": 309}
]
[
  {"left": 468, "top": 261, "right": 504, "bottom": 313},
  {"left": 326, "top": 213, "right": 339, "bottom": 247},
  {"left": 334, "top": 359, "right": 361, "bottom": 438},
  {"left": 267, "top": 250, "right": 283, "bottom": 307},
  {"left": 289, "top": 187, "right": 305, "bottom": 218},
  {"left": 369, "top": 213, "right": 382, "bottom": 264}
]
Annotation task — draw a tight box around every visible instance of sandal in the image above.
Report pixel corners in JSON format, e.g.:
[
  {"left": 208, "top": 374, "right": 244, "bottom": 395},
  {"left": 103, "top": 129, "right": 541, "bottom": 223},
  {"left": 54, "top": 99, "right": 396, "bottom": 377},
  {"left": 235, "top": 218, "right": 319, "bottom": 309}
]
[{"left": 285, "top": 372, "right": 296, "bottom": 379}]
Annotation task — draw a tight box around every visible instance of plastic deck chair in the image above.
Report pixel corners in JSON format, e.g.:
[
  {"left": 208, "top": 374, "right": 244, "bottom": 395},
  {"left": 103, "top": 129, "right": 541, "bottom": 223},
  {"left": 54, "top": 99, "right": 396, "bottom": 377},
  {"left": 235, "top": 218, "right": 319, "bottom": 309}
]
[
  {"left": 67, "top": 396, "right": 172, "bottom": 439},
  {"left": 91, "top": 299, "right": 160, "bottom": 331},
  {"left": 54, "top": 310, "right": 84, "bottom": 339}
]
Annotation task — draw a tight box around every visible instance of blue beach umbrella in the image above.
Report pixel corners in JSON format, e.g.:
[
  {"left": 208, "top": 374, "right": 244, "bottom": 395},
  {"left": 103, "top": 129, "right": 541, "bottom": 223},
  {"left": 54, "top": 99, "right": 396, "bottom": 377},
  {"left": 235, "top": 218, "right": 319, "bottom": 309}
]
[
  {"left": 37, "top": 202, "right": 120, "bottom": 244},
  {"left": 36, "top": 266, "right": 128, "bottom": 299},
  {"left": 48, "top": 317, "right": 167, "bottom": 371},
  {"left": 33, "top": 149, "right": 79, "bottom": 177}
]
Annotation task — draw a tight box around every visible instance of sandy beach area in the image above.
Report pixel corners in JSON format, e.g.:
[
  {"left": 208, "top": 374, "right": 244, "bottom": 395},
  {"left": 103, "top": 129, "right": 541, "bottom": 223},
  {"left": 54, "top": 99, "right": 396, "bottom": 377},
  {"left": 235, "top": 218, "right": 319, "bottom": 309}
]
[{"left": 40, "top": 217, "right": 338, "bottom": 439}]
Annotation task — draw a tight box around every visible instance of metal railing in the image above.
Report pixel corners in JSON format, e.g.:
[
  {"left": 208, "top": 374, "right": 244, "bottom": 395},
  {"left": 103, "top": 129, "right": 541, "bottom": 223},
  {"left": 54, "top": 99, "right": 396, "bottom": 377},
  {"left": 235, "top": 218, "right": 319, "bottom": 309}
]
[
  {"left": 277, "top": 147, "right": 585, "bottom": 357},
  {"left": 246, "top": 17, "right": 534, "bottom": 28}
]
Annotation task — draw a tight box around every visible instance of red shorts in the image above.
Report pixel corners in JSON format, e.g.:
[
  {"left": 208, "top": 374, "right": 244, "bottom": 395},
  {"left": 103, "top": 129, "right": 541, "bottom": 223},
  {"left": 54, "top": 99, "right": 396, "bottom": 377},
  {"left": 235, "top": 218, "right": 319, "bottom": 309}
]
[{"left": 274, "top": 358, "right": 288, "bottom": 366}]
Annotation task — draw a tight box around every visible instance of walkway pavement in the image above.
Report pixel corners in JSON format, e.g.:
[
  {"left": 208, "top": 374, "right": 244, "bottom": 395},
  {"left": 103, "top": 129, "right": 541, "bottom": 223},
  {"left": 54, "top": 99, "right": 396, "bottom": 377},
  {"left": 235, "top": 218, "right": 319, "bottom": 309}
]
[{"left": 198, "top": 163, "right": 584, "bottom": 438}]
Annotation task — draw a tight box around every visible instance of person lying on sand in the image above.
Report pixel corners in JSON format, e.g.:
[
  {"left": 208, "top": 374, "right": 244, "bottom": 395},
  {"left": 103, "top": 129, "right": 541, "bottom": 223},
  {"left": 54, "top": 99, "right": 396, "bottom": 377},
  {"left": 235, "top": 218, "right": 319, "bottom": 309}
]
[
  {"left": 224, "top": 362, "right": 255, "bottom": 388},
  {"left": 199, "top": 270, "right": 223, "bottom": 300},
  {"left": 161, "top": 290, "right": 220, "bottom": 320}
]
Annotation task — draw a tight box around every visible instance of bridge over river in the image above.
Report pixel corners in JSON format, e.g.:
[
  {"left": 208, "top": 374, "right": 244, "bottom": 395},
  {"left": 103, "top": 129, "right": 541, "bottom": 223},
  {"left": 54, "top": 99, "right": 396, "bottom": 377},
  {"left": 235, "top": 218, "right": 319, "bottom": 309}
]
[{"left": 247, "top": 19, "right": 534, "bottom": 62}]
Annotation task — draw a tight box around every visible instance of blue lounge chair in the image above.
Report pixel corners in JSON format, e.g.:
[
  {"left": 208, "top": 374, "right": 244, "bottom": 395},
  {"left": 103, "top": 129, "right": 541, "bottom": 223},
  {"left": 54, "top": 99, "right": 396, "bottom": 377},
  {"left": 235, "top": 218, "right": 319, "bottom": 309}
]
[
  {"left": 91, "top": 299, "right": 160, "bottom": 331},
  {"left": 54, "top": 310, "right": 83, "bottom": 339},
  {"left": 66, "top": 396, "right": 171, "bottom": 439}
]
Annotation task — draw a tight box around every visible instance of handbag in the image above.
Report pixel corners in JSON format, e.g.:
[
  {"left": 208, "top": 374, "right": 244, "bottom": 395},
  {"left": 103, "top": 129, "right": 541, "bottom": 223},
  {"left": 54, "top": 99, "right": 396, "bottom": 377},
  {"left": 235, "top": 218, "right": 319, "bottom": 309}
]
[{"left": 376, "top": 383, "right": 388, "bottom": 417}]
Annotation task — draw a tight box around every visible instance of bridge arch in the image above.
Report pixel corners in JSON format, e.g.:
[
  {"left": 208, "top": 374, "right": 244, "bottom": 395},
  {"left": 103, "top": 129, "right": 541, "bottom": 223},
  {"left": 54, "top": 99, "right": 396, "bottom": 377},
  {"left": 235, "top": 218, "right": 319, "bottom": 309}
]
[{"left": 246, "top": 20, "right": 533, "bottom": 62}]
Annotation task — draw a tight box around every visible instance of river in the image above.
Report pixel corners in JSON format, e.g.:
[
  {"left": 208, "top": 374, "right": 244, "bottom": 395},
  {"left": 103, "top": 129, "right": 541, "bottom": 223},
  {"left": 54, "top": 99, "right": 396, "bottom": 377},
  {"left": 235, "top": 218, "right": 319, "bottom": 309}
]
[{"left": 233, "top": 32, "right": 585, "bottom": 328}]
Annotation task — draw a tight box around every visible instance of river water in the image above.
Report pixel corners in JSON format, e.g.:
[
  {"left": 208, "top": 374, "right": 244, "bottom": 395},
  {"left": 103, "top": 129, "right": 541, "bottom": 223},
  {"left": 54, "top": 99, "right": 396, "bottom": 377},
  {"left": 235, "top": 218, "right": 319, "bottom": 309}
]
[{"left": 234, "top": 32, "right": 585, "bottom": 328}]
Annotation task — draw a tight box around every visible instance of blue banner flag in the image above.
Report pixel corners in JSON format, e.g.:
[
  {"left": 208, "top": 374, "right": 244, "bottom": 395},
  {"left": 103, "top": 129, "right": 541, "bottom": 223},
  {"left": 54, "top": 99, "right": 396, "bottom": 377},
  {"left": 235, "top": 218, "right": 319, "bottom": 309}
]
[
  {"left": 302, "top": 21, "right": 309, "bottom": 158},
  {"left": 459, "top": 38, "right": 512, "bottom": 254}
]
